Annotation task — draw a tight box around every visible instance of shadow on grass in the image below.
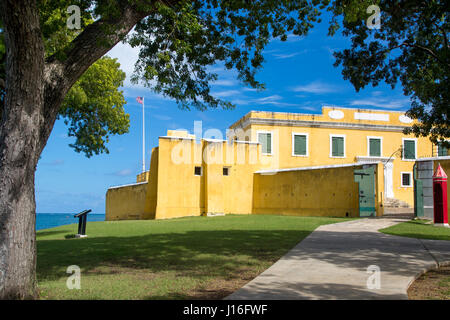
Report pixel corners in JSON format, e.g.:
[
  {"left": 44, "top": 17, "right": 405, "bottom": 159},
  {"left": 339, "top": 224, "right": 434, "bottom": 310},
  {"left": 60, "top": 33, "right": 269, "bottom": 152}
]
[
  {"left": 37, "top": 229, "right": 311, "bottom": 282},
  {"left": 36, "top": 229, "right": 73, "bottom": 237}
]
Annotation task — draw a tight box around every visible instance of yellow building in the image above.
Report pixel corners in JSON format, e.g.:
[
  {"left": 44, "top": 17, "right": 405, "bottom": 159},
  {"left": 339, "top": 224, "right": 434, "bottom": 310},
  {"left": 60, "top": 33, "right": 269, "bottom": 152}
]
[{"left": 106, "top": 106, "right": 444, "bottom": 221}]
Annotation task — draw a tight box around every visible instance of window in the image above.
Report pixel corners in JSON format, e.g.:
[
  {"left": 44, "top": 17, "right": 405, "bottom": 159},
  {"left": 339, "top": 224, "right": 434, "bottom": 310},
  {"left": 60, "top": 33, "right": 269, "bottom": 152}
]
[
  {"left": 368, "top": 137, "right": 382, "bottom": 157},
  {"left": 330, "top": 135, "right": 345, "bottom": 158},
  {"left": 292, "top": 133, "right": 308, "bottom": 156},
  {"left": 257, "top": 131, "right": 272, "bottom": 155},
  {"left": 194, "top": 166, "right": 202, "bottom": 176},
  {"left": 223, "top": 167, "right": 230, "bottom": 176},
  {"left": 402, "top": 139, "right": 417, "bottom": 160},
  {"left": 401, "top": 172, "right": 412, "bottom": 187},
  {"left": 438, "top": 142, "right": 449, "bottom": 157}
]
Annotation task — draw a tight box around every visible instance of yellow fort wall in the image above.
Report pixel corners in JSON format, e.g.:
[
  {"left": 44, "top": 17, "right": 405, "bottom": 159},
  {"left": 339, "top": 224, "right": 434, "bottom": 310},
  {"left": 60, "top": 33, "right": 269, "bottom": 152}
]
[
  {"left": 105, "top": 147, "right": 159, "bottom": 221},
  {"left": 229, "top": 107, "right": 433, "bottom": 207},
  {"left": 105, "top": 107, "right": 439, "bottom": 220},
  {"left": 153, "top": 135, "right": 262, "bottom": 219},
  {"left": 143, "top": 147, "right": 159, "bottom": 219},
  {"left": 252, "top": 164, "right": 380, "bottom": 217},
  {"left": 154, "top": 137, "right": 205, "bottom": 219},
  {"left": 105, "top": 182, "right": 148, "bottom": 220}
]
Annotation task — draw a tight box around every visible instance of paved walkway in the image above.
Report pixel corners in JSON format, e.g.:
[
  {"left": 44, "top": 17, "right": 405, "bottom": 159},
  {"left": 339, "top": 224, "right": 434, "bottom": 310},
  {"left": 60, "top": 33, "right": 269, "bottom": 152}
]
[{"left": 226, "top": 218, "right": 450, "bottom": 300}]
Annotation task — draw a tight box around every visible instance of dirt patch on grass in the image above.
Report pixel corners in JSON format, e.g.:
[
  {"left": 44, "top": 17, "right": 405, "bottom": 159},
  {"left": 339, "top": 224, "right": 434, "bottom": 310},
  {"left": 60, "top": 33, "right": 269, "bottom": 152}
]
[
  {"left": 176, "top": 267, "right": 265, "bottom": 300},
  {"left": 408, "top": 266, "right": 450, "bottom": 300}
]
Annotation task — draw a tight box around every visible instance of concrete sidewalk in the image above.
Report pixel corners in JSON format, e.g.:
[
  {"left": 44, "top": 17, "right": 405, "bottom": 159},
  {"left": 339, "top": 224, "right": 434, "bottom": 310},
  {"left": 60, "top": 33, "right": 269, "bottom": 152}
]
[{"left": 226, "top": 218, "right": 450, "bottom": 300}]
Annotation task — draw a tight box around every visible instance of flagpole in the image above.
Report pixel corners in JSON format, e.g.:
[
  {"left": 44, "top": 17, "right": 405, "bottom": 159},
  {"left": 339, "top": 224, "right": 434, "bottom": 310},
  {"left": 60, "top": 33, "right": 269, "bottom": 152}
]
[{"left": 142, "top": 97, "right": 145, "bottom": 173}]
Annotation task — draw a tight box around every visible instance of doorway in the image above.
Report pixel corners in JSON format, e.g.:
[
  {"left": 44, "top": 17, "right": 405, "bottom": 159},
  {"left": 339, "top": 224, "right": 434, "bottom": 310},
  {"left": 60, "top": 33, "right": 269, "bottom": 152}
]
[{"left": 354, "top": 166, "right": 376, "bottom": 217}]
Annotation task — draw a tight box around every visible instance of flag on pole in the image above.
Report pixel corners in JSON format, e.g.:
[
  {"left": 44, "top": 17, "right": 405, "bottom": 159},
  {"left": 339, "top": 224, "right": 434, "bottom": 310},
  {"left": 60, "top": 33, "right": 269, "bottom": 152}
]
[{"left": 137, "top": 96, "right": 146, "bottom": 172}]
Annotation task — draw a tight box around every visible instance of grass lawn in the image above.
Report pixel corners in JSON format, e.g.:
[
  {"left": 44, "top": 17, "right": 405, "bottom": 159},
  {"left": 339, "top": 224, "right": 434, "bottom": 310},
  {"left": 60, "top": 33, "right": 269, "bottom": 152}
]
[
  {"left": 380, "top": 219, "right": 450, "bottom": 241},
  {"left": 37, "top": 214, "right": 352, "bottom": 300}
]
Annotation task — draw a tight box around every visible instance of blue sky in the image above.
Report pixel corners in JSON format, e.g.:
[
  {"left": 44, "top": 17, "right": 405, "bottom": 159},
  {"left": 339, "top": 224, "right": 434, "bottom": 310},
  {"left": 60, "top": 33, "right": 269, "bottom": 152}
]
[{"left": 35, "top": 15, "right": 410, "bottom": 213}]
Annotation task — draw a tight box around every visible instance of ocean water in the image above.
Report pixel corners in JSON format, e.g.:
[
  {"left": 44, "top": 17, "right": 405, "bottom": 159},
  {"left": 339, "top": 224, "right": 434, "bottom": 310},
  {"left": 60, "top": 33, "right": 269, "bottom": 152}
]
[{"left": 36, "top": 213, "right": 105, "bottom": 231}]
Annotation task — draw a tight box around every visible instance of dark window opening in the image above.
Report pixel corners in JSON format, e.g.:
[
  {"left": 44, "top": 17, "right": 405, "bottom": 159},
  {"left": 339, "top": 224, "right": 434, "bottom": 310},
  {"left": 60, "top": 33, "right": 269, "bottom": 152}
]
[{"left": 402, "top": 173, "right": 411, "bottom": 187}]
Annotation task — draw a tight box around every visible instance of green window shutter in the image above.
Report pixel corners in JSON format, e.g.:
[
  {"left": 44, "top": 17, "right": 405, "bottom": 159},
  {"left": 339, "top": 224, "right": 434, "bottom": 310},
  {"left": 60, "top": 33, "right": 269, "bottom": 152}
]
[
  {"left": 258, "top": 133, "right": 271, "bottom": 154},
  {"left": 438, "top": 142, "right": 448, "bottom": 156},
  {"left": 332, "top": 137, "right": 344, "bottom": 157},
  {"left": 294, "top": 135, "right": 307, "bottom": 155},
  {"left": 266, "top": 133, "right": 271, "bottom": 154},
  {"left": 403, "top": 140, "right": 416, "bottom": 159},
  {"left": 369, "top": 139, "right": 381, "bottom": 157}
]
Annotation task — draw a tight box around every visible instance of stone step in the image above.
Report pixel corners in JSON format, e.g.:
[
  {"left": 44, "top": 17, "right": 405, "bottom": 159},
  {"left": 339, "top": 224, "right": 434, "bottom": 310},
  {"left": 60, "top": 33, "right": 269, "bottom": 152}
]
[
  {"left": 384, "top": 197, "right": 411, "bottom": 208},
  {"left": 383, "top": 207, "right": 414, "bottom": 214},
  {"left": 381, "top": 213, "right": 414, "bottom": 220}
]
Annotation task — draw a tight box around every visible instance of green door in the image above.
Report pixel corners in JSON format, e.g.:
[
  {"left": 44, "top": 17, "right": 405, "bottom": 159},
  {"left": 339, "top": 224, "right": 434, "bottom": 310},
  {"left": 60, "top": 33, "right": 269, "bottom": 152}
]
[
  {"left": 414, "top": 179, "right": 424, "bottom": 217},
  {"left": 354, "top": 166, "right": 376, "bottom": 217}
]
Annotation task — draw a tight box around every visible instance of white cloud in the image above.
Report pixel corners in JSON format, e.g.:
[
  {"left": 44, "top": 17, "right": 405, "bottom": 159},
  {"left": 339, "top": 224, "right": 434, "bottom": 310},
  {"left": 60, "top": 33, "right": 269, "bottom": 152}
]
[
  {"left": 272, "top": 52, "right": 300, "bottom": 59},
  {"left": 241, "top": 87, "right": 259, "bottom": 92},
  {"left": 256, "top": 95, "right": 284, "bottom": 102},
  {"left": 349, "top": 97, "right": 410, "bottom": 109},
  {"left": 292, "top": 81, "right": 340, "bottom": 94},
  {"left": 254, "top": 95, "right": 301, "bottom": 107},
  {"left": 212, "top": 90, "right": 242, "bottom": 98},
  {"left": 106, "top": 42, "right": 140, "bottom": 87},
  {"left": 211, "top": 79, "right": 238, "bottom": 87},
  {"left": 272, "top": 50, "right": 308, "bottom": 59}
]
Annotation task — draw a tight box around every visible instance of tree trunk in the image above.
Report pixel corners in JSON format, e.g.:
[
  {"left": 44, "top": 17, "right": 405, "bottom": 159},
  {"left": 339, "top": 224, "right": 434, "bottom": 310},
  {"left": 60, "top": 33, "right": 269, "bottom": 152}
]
[
  {"left": 0, "top": 0, "right": 152, "bottom": 299},
  {"left": 0, "top": 0, "right": 45, "bottom": 299}
]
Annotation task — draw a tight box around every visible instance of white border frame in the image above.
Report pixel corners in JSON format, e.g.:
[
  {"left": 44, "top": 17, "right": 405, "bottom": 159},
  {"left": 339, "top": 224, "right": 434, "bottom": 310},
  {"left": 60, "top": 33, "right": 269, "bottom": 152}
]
[
  {"left": 256, "top": 130, "right": 273, "bottom": 156},
  {"left": 402, "top": 138, "right": 417, "bottom": 161},
  {"left": 329, "top": 134, "right": 346, "bottom": 158},
  {"left": 194, "top": 166, "right": 203, "bottom": 176},
  {"left": 292, "top": 132, "right": 309, "bottom": 157},
  {"left": 400, "top": 171, "right": 413, "bottom": 187},
  {"left": 367, "top": 136, "right": 383, "bottom": 157}
]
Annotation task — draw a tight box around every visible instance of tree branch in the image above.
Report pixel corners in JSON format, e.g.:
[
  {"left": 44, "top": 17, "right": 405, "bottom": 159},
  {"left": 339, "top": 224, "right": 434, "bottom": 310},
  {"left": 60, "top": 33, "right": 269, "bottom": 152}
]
[
  {"left": 386, "top": 41, "right": 450, "bottom": 69},
  {"left": 39, "top": 4, "right": 154, "bottom": 154},
  {"left": 403, "top": 42, "right": 450, "bottom": 67}
]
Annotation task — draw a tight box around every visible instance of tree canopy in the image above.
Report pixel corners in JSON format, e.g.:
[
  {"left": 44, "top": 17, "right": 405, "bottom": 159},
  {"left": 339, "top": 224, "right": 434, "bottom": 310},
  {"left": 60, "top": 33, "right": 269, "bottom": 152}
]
[
  {"left": 0, "top": 1, "right": 129, "bottom": 157},
  {"left": 2, "top": 1, "right": 448, "bottom": 156},
  {"left": 328, "top": 0, "right": 449, "bottom": 147}
]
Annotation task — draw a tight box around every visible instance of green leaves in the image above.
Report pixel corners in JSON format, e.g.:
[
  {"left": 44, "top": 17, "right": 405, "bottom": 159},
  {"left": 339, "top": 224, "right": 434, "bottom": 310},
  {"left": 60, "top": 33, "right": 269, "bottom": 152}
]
[
  {"left": 329, "top": 0, "right": 449, "bottom": 145},
  {"left": 129, "top": 0, "right": 326, "bottom": 111},
  {"left": 59, "top": 57, "right": 129, "bottom": 157}
]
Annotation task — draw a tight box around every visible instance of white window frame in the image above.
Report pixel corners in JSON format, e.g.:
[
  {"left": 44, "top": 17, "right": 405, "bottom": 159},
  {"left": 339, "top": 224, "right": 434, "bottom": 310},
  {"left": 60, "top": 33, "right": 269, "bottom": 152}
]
[
  {"left": 256, "top": 130, "right": 273, "bottom": 156},
  {"left": 329, "top": 134, "right": 346, "bottom": 158},
  {"left": 400, "top": 172, "right": 413, "bottom": 187},
  {"left": 402, "top": 138, "right": 418, "bottom": 161},
  {"left": 292, "top": 132, "right": 309, "bottom": 157},
  {"left": 194, "top": 166, "right": 203, "bottom": 176},
  {"left": 367, "top": 136, "right": 383, "bottom": 157}
]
